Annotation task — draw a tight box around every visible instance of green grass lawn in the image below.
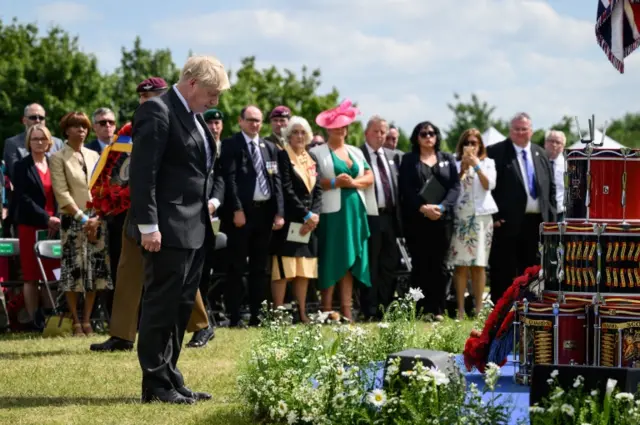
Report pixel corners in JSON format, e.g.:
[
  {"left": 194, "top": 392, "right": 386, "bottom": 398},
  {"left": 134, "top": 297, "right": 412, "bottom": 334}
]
[
  {"left": 0, "top": 319, "right": 477, "bottom": 425},
  {"left": 0, "top": 329, "right": 260, "bottom": 425}
]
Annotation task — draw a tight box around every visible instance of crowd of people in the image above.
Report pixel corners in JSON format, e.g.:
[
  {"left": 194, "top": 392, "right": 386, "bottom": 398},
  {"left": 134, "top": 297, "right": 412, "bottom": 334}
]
[{"left": 1, "top": 59, "right": 569, "bottom": 343}]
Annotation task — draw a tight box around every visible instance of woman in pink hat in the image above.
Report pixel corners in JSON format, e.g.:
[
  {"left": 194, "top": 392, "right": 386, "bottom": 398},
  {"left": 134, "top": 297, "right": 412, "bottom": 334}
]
[{"left": 309, "top": 100, "right": 377, "bottom": 321}]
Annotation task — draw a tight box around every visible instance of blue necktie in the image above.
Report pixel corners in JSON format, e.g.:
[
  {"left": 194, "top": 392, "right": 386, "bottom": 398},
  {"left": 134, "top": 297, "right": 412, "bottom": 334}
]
[{"left": 522, "top": 150, "right": 537, "bottom": 199}]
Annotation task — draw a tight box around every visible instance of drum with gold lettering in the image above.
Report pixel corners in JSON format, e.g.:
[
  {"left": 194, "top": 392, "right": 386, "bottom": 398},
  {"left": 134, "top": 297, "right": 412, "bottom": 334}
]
[
  {"left": 514, "top": 300, "right": 590, "bottom": 385},
  {"left": 540, "top": 222, "right": 640, "bottom": 293},
  {"left": 595, "top": 304, "right": 640, "bottom": 367}
]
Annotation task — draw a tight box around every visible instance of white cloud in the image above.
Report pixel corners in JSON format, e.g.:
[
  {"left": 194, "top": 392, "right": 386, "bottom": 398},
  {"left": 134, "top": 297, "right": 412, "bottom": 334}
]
[
  {"left": 34, "top": 1, "right": 101, "bottom": 25},
  {"left": 148, "top": 0, "right": 638, "bottom": 134}
]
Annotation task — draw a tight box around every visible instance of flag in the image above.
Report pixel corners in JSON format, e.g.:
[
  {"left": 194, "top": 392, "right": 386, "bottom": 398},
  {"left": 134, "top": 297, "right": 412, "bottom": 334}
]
[{"left": 596, "top": 0, "right": 640, "bottom": 73}]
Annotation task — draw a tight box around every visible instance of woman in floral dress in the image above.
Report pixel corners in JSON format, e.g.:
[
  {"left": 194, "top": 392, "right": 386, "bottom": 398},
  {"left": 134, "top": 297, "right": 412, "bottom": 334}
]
[{"left": 448, "top": 129, "right": 497, "bottom": 320}]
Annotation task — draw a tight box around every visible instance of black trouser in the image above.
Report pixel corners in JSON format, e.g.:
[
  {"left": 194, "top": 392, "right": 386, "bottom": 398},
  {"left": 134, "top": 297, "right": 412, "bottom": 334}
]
[
  {"left": 224, "top": 202, "right": 274, "bottom": 324},
  {"left": 360, "top": 210, "right": 400, "bottom": 319},
  {"left": 138, "top": 245, "right": 205, "bottom": 391},
  {"left": 405, "top": 216, "right": 453, "bottom": 316},
  {"left": 488, "top": 213, "right": 542, "bottom": 305},
  {"left": 198, "top": 233, "right": 217, "bottom": 315}
]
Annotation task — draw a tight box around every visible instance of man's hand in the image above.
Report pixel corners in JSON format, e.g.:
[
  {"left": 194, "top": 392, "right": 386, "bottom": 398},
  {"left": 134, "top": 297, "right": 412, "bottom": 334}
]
[
  {"left": 273, "top": 215, "right": 285, "bottom": 230},
  {"left": 234, "top": 210, "right": 246, "bottom": 228},
  {"left": 494, "top": 219, "right": 506, "bottom": 228},
  {"left": 208, "top": 202, "right": 216, "bottom": 216},
  {"left": 141, "top": 231, "right": 162, "bottom": 252}
]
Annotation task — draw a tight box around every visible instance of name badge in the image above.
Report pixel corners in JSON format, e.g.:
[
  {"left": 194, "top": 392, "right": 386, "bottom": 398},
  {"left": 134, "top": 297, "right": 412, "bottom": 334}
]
[{"left": 266, "top": 161, "right": 278, "bottom": 175}]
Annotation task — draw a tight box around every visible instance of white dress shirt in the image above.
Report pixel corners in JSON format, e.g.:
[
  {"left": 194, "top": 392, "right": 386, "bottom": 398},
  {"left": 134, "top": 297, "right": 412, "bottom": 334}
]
[
  {"left": 550, "top": 156, "right": 565, "bottom": 213},
  {"left": 364, "top": 143, "right": 395, "bottom": 208},
  {"left": 512, "top": 142, "right": 541, "bottom": 214},
  {"left": 242, "top": 132, "right": 271, "bottom": 201},
  {"left": 138, "top": 85, "right": 218, "bottom": 235}
]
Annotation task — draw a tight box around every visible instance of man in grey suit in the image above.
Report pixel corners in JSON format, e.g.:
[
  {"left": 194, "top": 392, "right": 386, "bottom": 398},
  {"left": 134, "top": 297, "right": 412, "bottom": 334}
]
[
  {"left": 129, "top": 56, "right": 230, "bottom": 404},
  {"left": 3, "top": 103, "right": 64, "bottom": 180},
  {"left": 360, "top": 116, "right": 402, "bottom": 320}
]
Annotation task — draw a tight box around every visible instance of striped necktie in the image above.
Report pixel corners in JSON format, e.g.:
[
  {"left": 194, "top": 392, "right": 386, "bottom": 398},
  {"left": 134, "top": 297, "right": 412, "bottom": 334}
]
[{"left": 250, "top": 141, "right": 270, "bottom": 196}]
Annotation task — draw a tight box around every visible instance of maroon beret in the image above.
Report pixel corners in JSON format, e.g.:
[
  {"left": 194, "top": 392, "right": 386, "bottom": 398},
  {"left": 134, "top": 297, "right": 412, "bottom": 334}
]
[
  {"left": 269, "top": 105, "right": 291, "bottom": 119},
  {"left": 136, "top": 77, "right": 168, "bottom": 93}
]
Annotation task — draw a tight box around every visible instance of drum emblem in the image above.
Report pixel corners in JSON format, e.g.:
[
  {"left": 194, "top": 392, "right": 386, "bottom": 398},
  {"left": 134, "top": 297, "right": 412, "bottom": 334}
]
[{"left": 603, "top": 185, "right": 609, "bottom": 194}]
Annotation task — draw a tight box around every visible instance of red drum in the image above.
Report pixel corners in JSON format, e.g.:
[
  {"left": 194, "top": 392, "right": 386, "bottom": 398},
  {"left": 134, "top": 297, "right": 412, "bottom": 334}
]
[
  {"left": 541, "top": 222, "right": 640, "bottom": 294},
  {"left": 565, "top": 148, "right": 640, "bottom": 222},
  {"left": 514, "top": 301, "right": 589, "bottom": 384},
  {"left": 596, "top": 304, "right": 640, "bottom": 367}
]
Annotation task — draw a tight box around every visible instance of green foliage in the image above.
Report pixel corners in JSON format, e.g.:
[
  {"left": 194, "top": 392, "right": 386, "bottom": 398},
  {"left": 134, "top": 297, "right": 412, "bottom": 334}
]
[
  {"left": 0, "top": 18, "right": 113, "bottom": 151},
  {"left": 605, "top": 112, "right": 640, "bottom": 148},
  {"left": 111, "top": 36, "right": 181, "bottom": 124},
  {"left": 445, "top": 93, "right": 505, "bottom": 151}
]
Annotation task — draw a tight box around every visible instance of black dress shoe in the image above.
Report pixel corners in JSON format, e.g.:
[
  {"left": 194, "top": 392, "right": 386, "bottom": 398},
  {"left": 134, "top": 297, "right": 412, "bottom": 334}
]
[
  {"left": 141, "top": 388, "right": 195, "bottom": 404},
  {"left": 186, "top": 326, "right": 215, "bottom": 348},
  {"left": 90, "top": 337, "right": 134, "bottom": 352},
  {"left": 176, "top": 386, "right": 212, "bottom": 401}
]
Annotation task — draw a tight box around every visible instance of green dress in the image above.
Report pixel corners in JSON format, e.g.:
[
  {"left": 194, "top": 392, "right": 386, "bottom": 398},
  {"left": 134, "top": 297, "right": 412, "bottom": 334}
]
[{"left": 317, "top": 151, "right": 371, "bottom": 289}]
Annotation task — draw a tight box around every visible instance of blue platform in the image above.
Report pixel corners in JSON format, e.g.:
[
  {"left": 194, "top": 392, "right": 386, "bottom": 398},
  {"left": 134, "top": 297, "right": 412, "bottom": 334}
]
[{"left": 457, "top": 354, "right": 530, "bottom": 425}]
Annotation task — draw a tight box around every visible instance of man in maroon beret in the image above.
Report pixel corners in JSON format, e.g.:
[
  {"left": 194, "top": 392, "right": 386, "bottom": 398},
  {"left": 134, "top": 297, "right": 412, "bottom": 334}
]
[
  {"left": 264, "top": 105, "right": 291, "bottom": 150},
  {"left": 137, "top": 77, "right": 168, "bottom": 103}
]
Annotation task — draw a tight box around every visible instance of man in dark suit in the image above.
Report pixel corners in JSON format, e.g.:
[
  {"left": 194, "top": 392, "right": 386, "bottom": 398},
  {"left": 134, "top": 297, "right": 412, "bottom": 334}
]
[
  {"left": 360, "top": 116, "right": 402, "bottom": 320},
  {"left": 218, "top": 105, "right": 285, "bottom": 327},
  {"left": 384, "top": 125, "right": 404, "bottom": 157},
  {"left": 487, "top": 112, "right": 556, "bottom": 305},
  {"left": 264, "top": 105, "right": 290, "bottom": 150},
  {"left": 129, "top": 56, "right": 230, "bottom": 404},
  {"left": 86, "top": 107, "right": 117, "bottom": 155}
]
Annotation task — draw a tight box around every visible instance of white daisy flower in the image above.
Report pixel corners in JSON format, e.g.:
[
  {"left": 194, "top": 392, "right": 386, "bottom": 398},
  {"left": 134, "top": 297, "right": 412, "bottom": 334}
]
[{"left": 367, "top": 389, "right": 387, "bottom": 407}]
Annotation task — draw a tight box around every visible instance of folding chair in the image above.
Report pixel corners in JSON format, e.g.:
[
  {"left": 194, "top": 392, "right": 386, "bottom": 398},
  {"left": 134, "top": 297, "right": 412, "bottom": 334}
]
[{"left": 34, "top": 239, "right": 62, "bottom": 311}]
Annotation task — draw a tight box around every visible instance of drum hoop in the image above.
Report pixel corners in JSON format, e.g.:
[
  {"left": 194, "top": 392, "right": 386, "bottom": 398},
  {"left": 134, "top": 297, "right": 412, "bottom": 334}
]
[
  {"left": 542, "top": 230, "right": 640, "bottom": 236},
  {"left": 567, "top": 150, "right": 640, "bottom": 159},
  {"left": 601, "top": 320, "right": 640, "bottom": 329},
  {"left": 603, "top": 297, "right": 640, "bottom": 305}
]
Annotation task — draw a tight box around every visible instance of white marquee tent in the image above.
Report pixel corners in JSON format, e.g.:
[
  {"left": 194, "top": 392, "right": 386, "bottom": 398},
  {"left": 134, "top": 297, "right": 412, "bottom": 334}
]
[
  {"left": 567, "top": 129, "right": 624, "bottom": 149},
  {"left": 482, "top": 126, "right": 506, "bottom": 147}
]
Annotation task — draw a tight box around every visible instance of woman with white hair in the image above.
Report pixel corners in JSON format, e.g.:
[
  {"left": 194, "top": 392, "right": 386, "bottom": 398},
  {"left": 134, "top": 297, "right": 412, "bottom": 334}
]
[{"left": 270, "top": 116, "right": 322, "bottom": 323}]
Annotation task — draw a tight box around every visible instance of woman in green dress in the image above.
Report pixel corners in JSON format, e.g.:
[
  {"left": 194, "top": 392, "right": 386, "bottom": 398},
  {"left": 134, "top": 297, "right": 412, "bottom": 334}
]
[{"left": 309, "top": 100, "right": 377, "bottom": 321}]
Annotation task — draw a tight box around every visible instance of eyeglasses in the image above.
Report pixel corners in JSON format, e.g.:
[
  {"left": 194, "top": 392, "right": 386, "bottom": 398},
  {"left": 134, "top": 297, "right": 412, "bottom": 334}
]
[
  {"left": 26, "top": 115, "right": 45, "bottom": 121},
  {"left": 419, "top": 131, "right": 436, "bottom": 138},
  {"left": 30, "top": 137, "right": 48, "bottom": 143},
  {"left": 97, "top": 120, "right": 115, "bottom": 126}
]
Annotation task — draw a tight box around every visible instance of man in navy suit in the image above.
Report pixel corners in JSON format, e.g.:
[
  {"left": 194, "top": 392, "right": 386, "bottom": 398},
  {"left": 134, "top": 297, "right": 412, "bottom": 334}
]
[
  {"left": 86, "top": 108, "right": 117, "bottom": 155},
  {"left": 218, "top": 105, "right": 285, "bottom": 327}
]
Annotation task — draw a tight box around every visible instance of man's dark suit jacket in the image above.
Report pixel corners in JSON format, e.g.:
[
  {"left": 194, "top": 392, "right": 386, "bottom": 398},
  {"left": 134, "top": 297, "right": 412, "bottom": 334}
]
[
  {"left": 487, "top": 139, "right": 556, "bottom": 231},
  {"left": 129, "top": 87, "right": 217, "bottom": 250},
  {"left": 13, "top": 155, "right": 58, "bottom": 228},
  {"left": 85, "top": 139, "right": 108, "bottom": 155},
  {"left": 217, "top": 132, "right": 284, "bottom": 221},
  {"left": 361, "top": 145, "right": 403, "bottom": 235}
]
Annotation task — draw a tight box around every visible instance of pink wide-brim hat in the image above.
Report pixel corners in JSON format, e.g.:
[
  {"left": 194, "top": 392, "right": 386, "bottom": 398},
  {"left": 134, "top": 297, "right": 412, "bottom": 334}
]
[{"left": 315, "top": 99, "right": 360, "bottom": 129}]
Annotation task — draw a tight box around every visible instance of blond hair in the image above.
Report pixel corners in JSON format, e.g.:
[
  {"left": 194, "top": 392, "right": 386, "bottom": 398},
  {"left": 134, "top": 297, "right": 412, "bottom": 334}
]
[
  {"left": 25, "top": 123, "right": 54, "bottom": 152},
  {"left": 180, "top": 55, "right": 231, "bottom": 92}
]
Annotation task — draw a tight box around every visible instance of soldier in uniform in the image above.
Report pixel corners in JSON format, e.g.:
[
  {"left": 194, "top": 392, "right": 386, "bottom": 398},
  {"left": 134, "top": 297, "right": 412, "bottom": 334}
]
[
  {"left": 90, "top": 77, "right": 213, "bottom": 352},
  {"left": 264, "top": 105, "right": 291, "bottom": 150}
]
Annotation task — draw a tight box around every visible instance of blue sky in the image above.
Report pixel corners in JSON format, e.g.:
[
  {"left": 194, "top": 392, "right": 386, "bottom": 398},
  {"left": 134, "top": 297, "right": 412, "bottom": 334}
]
[{"left": 1, "top": 0, "right": 637, "bottom": 138}]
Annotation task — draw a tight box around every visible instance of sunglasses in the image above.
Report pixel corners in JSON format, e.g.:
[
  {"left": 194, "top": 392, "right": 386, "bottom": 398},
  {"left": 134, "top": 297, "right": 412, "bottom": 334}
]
[
  {"left": 463, "top": 140, "right": 479, "bottom": 146},
  {"left": 97, "top": 120, "right": 116, "bottom": 126},
  {"left": 419, "top": 131, "right": 437, "bottom": 138},
  {"left": 27, "top": 115, "right": 45, "bottom": 121}
]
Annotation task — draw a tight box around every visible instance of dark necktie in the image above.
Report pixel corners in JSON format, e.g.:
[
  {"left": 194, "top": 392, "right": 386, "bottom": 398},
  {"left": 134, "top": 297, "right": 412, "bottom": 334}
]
[
  {"left": 250, "top": 141, "right": 270, "bottom": 196},
  {"left": 522, "top": 149, "right": 537, "bottom": 199},
  {"left": 376, "top": 151, "right": 393, "bottom": 207}
]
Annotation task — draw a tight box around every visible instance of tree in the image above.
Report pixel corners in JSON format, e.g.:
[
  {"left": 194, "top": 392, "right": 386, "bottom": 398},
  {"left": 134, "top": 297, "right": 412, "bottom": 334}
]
[
  {"left": 111, "top": 37, "right": 181, "bottom": 125},
  {"left": 603, "top": 112, "right": 640, "bottom": 148},
  {"left": 444, "top": 93, "right": 506, "bottom": 151},
  {"left": 218, "top": 57, "right": 365, "bottom": 145},
  {"left": 0, "top": 18, "right": 114, "bottom": 152}
]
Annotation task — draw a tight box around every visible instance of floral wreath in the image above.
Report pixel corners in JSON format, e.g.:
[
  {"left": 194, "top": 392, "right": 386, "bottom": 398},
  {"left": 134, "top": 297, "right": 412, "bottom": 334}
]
[{"left": 87, "top": 123, "right": 132, "bottom": 217}]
